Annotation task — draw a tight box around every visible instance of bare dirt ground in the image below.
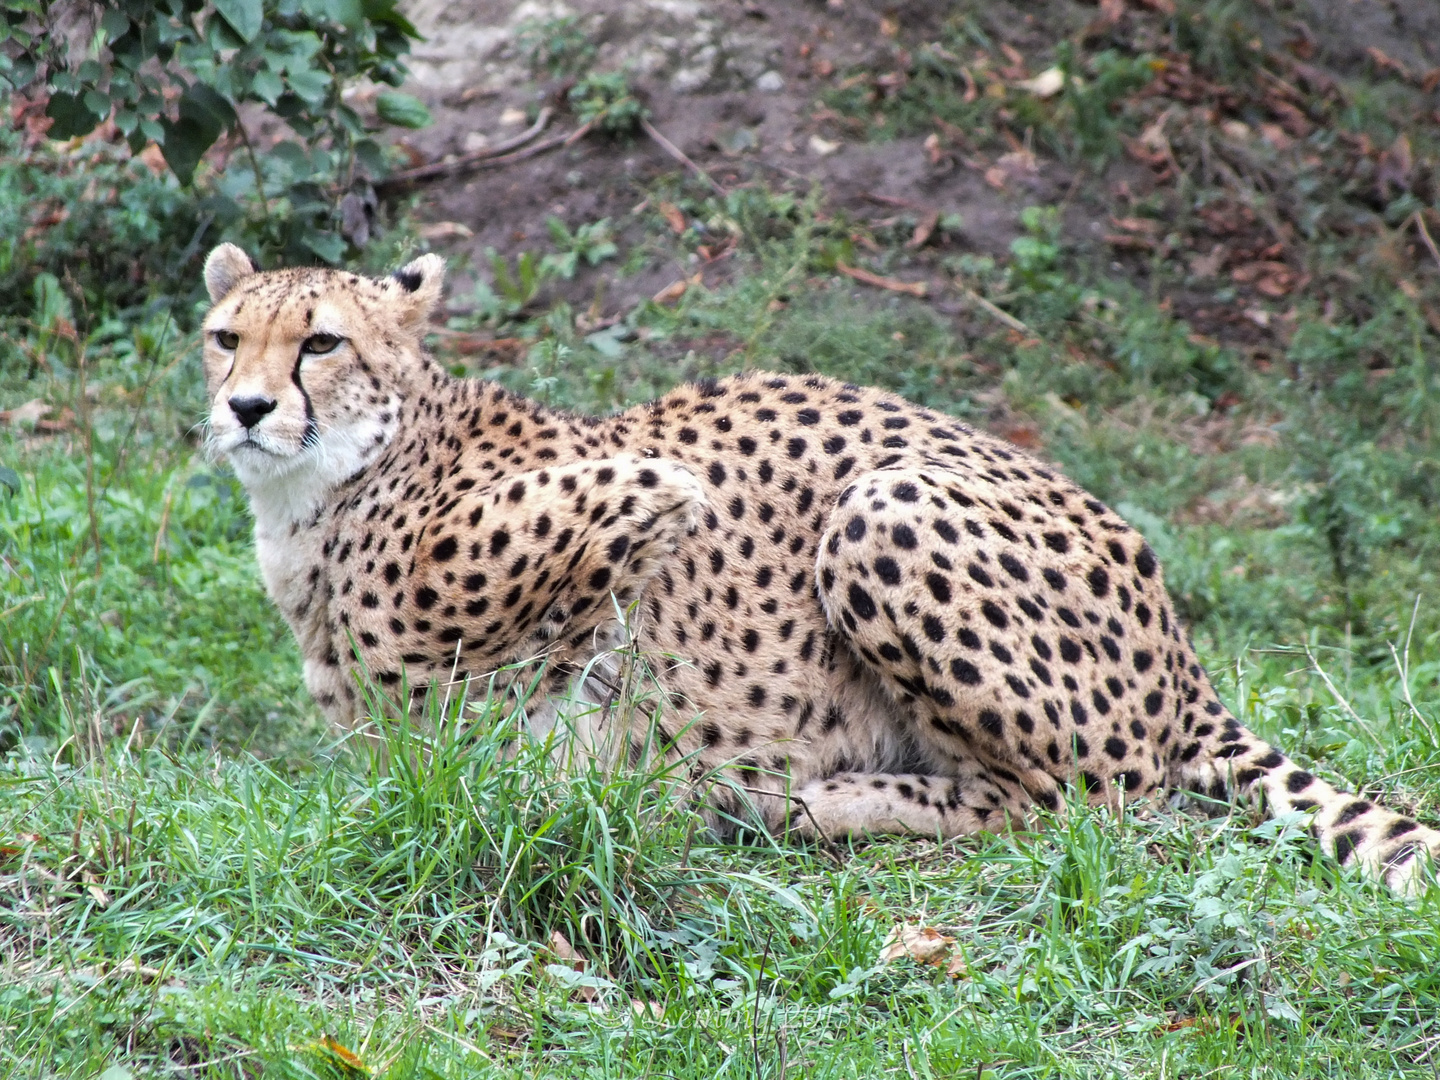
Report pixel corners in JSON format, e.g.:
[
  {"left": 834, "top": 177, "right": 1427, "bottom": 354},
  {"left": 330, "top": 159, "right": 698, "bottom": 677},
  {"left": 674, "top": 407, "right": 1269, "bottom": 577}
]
[
  {"left": 374, "top": 0, "right": 1440, "bottom": 346},
  {"left": 387, "top": 0, "right": 1057, "bottom": 314}
]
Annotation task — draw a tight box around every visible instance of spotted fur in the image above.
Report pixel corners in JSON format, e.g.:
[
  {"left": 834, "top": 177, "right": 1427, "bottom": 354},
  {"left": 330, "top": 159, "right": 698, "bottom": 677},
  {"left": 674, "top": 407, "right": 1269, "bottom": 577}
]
[{"left": 201, "top": 245, "right": 1439, "bottom": 894}]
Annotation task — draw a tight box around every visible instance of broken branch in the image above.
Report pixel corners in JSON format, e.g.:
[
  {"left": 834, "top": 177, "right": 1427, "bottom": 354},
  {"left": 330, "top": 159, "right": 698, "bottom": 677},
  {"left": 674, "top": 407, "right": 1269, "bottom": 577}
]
[
  {"left": 640, "top": 118, "right": 727, "bottom": 197},
  {"left": 835, "top": 261, "right": 927, "bottom": 297},
  {"left": 375, "top": 107, "right": 556, "bottom": 191},
  {"left": 954, "top": 280, "right": 1033, "bottom": 335},
  {"left": 1409, "top": 211, "right": 1440, "bottom": 274}
]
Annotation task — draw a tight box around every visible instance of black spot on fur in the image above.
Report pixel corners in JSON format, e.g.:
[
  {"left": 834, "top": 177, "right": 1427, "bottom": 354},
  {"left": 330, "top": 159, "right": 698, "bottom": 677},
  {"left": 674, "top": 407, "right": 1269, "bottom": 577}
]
[
  {"left": 950, "top": 658, "right": 982, "bottom": 685},
  {"left": 1134, "top": 545, "right": 1157, "bottom": 578},
  {"left": 875, "top": 556, "right": 902, "bottom": 585},
  {"left": 848, "top": 583, "right": 877, "bottom": 620}
]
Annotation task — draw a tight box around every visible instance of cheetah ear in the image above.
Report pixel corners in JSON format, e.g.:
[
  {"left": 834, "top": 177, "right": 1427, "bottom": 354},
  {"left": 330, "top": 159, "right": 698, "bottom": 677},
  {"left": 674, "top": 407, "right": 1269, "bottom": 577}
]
[
  {"left": 203, "top": 243, "right": 256, "bottom": 304},
  {"left": 386, "top": 252, "right": 446, "bottom": 330}
]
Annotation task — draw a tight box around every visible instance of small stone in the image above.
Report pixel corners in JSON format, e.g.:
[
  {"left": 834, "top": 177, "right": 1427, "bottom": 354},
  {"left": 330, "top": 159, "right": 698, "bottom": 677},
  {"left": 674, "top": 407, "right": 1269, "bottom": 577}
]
[{"left": 756, "top": 70, "right": 784, "bottom": 93}]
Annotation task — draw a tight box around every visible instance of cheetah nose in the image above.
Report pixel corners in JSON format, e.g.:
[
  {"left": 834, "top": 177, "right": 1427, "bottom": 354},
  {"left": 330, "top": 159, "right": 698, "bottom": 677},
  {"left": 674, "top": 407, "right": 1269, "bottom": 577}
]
[{"left": 229, "top": 395, "right": 277, "bottom": 430}]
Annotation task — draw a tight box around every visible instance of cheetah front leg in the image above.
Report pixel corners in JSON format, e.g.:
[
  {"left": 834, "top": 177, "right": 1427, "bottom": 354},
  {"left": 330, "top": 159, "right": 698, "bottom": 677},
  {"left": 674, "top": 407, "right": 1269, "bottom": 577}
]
[{"left": 345, "top": 454, "right": 704, "bottom": 736}]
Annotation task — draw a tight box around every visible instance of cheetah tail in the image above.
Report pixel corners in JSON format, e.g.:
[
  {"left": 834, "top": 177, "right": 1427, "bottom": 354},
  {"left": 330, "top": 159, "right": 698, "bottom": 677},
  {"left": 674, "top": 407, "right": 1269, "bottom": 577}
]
[{"left": 1175, "top": 714, "right": 1439, "bottom": 895}]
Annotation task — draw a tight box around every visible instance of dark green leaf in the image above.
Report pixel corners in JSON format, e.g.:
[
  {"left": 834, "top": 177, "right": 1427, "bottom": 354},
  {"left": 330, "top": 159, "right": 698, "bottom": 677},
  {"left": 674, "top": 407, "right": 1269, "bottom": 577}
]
[
  {"left": 361, "top": 0, "right": 418, "bottom": 37},
  {"left": 303, "top": 229, "right": 347, "bottom": 263},
  {"left": 353, "top": 138, "right": 385, "bottom": 176},
  {"left": 160, "top": 117, "right": 215, "bottom": 185},
  {"left": 179, "top": 81, "right": 237, "bottom": 141},
  {"left": 214, "top": 0, "right": 263, "bottom": 42},
  {"left": 99, "top": 9, "right": 130, "bottom": 43},
  {"left": 205, "top": 12, "right": 244, "bottom": 51},
  {"left": 4, "top": 56, "right": 37, "bottom": 91},
  {"left": 0, "top": 466, "right": 20, "bottom": 498},
  {"left": 286, "top": 68, "right": 332, "bottom": 106},
  {"left": 44, "top": 91, "right": 104, "bottom": 139},
  {"left": 375, "top": 91, "right": 430, "bottom": 129},
  {"left": 302, "top": 0, "right": 365, "bottom": 29},
  {"left": 251, "top": 67, "right": 284, "bottom": 105}
]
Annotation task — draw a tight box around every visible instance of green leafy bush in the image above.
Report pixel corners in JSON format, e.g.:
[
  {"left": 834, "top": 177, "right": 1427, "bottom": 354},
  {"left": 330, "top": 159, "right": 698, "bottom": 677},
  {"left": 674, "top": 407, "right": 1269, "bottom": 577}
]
[
  {"left": 3, "top": 0, "right": 423, "bottom": 265},
  {"left": 568, "top": 72, "right": 647, "bottom": 135},
  {"left": 0, "top": 124, "right": 202, "bottom": 324}
]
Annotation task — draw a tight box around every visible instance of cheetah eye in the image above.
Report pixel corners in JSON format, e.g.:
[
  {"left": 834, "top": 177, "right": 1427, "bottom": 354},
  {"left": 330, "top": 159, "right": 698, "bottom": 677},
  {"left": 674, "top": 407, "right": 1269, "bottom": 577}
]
[
  {"left": 213, "top": 330, "right": 239, "bottom": 350},
  {"left": 302, "top": 333, "right": 342, "bottom": 355}
]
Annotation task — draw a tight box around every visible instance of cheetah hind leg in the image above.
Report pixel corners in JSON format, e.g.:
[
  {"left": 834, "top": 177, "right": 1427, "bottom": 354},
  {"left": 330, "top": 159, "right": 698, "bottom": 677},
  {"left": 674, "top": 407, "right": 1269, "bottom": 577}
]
[
  {"left": 777, "top": 764, "right": 1037, "bottom": 843},
  {"left": 815, "top": 467, "right": 1072, "bottom": 834}
]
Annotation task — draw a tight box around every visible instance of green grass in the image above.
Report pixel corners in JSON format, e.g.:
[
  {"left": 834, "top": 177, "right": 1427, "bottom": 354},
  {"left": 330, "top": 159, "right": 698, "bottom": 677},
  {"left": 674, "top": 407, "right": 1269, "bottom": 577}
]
[
  {"left": 6, "top": 2, "right": 1440, "bottom": 1071},
  {"left": 7, "top": 213, "right": 1440, "bottom": 1076}
]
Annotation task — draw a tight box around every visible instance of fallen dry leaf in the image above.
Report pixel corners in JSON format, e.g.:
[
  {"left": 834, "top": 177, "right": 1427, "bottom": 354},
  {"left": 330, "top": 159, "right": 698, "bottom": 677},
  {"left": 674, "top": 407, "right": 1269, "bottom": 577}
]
[
  {"left": 416, "top": 221, "right": 474, "bottom": 241},
  {"left": 1231, "top": 260, "right": 1290, "bottom": 285},
  {"left": 1105, "top": 233, "right": 1157, "bottom": 251},
  {"left": 923, "top": 132, "right": 944, "bottom": 165},
  {"left": 835, "top": 261, "right": 927, "bottom": 297},
  {"left": 908, "top": 208, "right": 940, "bottom": 249},
  {"left": 1257, "top": 122, "right": 1291, "bottom": 150},
  {"left": 1221, "top": 119, "right": 1252, "bottom": 142},
  {"left": 630, "top": 999, "right": 665, "bottom": 1020},
  {"left": 1110, "top": 216, "right": 1162, "bottom": 236},
  {"left": 550, "top": 930, "right": 582, "bottom": 963},
  {"left": 1188, "top": 244, "right": 1227, "bottom": 279},
  {"left": 984, "top": 147, "right": 1039, "bottom": 191},
  {"left": 1365, "top": 46, "right": 1410, "bottom": 80},
  {"left": 82, "top": 870, "right": 108, "bottom": 907},
  {"left": 1256, "top": 271, "right": 1305, "bottom": 298},
  {"left": 1016, "top": 67, "right": 1064, "bottom": 99},
  {"left": 1267, "top": 99, "right": 1312, "bottom": 138},
  {"left": 997, "top": 422, "right": 1042, "bottom": 449},
  {"left": 658, "top": 201, "right": 687, "bottom": 235},
  {"left": 1376, "top": 133, "right": 1413, "bottom": 197},
  {"left": 878, "top": 923, "right": 968, "bottom": 977},
  {"left": 808, "top": 134, "right": 841, "bottom": 157},
  {"left": 879, "top": 924, "right": 953, "bottom": 965},
  {"left": 393, "top": 140, "right": 426, "bottom": 168},
  {"left": 548, "top": 930, "right": 598, "bottom": 1003},
  {"left": 652, "top": 280, "right": 688, "bottom": 305},
  {"left": 653, "top": 272, "right": 702, "bottom": 306}
]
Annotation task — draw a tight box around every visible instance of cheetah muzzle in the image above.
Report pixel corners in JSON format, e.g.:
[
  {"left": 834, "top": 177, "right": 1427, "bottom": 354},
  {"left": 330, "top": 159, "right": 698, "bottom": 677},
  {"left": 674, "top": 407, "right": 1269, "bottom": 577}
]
[{"left": 200, "top": 243, "right": 1439, "bottom": 895}]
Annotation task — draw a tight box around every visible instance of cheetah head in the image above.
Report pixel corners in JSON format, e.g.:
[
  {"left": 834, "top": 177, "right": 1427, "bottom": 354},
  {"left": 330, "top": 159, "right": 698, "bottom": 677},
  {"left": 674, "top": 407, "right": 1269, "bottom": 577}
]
[{"left": 201, "top": 244, "right": 444, "bottom": 517}]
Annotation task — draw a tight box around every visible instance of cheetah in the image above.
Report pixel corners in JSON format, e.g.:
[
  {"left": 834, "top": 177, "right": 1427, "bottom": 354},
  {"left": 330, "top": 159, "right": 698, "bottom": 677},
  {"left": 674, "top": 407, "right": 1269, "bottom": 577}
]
[{"left": 200, "top": 242, "right": 1439, "bottom": 893}]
